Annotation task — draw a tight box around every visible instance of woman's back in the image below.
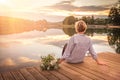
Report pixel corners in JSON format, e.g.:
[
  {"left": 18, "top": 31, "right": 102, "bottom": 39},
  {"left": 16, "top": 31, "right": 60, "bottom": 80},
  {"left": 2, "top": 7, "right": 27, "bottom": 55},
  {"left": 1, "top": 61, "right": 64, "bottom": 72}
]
[
  {"left": 63, "top": 34, "right": 92, "bottom": 63},
  {"left": 59, "top": 20, "right": 105, "bottom": 65}
]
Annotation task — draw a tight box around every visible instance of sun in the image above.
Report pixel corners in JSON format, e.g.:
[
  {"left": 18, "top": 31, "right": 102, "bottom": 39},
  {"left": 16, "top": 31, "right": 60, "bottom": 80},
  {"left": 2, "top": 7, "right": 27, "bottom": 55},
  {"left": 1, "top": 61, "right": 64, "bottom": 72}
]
[
  {"left": 0, "top": 0, "right": 15, "bottom": 9},
  {"left": 0, "top": 0, "right": 12, "bottom": 6},
  {"left": 0, "top": 0, "right": 7, "bottom": 4}
]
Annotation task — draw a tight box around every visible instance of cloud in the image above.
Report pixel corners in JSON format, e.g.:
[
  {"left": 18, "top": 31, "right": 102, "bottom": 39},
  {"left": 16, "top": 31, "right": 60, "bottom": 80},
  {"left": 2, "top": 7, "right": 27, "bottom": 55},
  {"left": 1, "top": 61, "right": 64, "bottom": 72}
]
[
  {"left": 0, "top": 58, "right": 16, "bottom": 66},
  {"left": 46, "top": 0, "right": 110, "bottom": 12},
  {"left": 46, "top": 0, "right": 77, "bottom": 11},
  {"left": 18, "top": 57, "right": 38, "bottom": 63},
  {"left": 78, "top": 6, "right": 109, "bottom": 11}
]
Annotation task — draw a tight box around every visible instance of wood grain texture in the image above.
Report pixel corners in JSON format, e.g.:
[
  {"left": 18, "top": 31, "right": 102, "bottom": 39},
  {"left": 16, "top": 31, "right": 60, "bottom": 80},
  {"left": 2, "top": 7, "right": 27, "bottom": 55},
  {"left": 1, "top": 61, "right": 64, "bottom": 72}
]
[{"left": 0, "top": 53, "right": 120, "bottom": 80}]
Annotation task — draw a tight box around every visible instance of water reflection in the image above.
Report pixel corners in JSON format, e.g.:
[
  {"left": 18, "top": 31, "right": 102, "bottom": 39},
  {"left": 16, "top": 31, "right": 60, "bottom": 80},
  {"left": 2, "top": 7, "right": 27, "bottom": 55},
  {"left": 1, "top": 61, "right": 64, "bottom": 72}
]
[
  {"left": 0, "top": 42, "right": 62, "bottom": 72},
  {"left": 86, "top": 28, "right": 107, "bottom": 36},
  {"left": 0, "top": 28, "right": 118, "bottom": 72},
  {"left": 107, "top": 28, "right": 120, "bottom": 53},
  {"left": 63, "top": 27, "right": 76, "bottom": 36},
  {"left": 62, "top": 27, "right": 120, "bottom": 53},
  {"left": 0, "top": 29, "right": 65, "bottom": 72}
]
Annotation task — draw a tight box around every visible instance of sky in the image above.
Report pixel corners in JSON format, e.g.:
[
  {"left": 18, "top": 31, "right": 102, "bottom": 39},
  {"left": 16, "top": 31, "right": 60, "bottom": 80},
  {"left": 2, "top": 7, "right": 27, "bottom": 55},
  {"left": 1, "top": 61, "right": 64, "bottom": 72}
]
[{"left": 0, "top": 0, "right": 118, "bottom": 22}]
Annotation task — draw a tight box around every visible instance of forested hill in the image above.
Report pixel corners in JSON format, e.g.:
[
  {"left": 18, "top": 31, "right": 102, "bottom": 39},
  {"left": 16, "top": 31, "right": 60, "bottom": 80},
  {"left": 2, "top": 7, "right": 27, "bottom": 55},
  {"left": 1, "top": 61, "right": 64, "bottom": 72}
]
[{"left": 0, "top": 16, "right": 47, "bottom": 35}]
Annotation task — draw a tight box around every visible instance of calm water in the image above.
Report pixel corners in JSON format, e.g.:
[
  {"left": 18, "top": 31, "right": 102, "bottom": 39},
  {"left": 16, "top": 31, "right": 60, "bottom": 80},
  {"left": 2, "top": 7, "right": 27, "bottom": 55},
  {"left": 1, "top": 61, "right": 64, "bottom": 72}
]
[{"left": 0, "top": 28, "right": 119, "bottom": 72}]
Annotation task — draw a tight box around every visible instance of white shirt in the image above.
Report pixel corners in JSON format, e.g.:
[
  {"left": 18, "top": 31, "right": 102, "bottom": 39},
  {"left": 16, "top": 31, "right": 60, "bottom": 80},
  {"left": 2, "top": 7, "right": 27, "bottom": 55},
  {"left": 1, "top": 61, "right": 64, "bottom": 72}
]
[{"left": 62, "top": 33, "right": 97, "bottom": 63}]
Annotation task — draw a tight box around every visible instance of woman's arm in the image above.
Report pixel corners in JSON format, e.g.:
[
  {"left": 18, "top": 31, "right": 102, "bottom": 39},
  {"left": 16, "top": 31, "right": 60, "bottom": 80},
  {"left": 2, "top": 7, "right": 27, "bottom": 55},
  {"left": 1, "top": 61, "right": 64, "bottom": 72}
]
[
  {"left": 61, "top": 37, "right": 75, "bottom": 59},
  {"left": 59, "top": 37, "right": 75, "bottom": 64},
  {"left": 88, "top": 39, "right": 106, "bottom": 65},
  {"left": 58, "top": 58, "right": 65, "bottom": 64}
]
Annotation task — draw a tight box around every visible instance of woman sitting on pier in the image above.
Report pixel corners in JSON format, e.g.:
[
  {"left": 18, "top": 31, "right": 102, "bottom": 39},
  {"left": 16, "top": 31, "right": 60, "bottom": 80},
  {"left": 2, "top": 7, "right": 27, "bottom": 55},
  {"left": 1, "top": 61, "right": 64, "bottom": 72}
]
[{"left": 59, "top": 20, "right": 105, "bottom": 65}]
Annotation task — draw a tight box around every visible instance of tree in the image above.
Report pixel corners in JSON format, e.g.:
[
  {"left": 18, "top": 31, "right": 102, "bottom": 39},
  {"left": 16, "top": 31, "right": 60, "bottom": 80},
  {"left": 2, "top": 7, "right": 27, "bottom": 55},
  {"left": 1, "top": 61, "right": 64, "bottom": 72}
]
[
  {"left": 94, "top": 18, "right": 107, "bottom": 25},
  {"left": 81, "top": 16, "right": 95, "bottom": 25},
  {"left": 81, "top": 16, "right": 87, "bottom": 24},
  {"left": 108, "top": 0, "right": 120, "bottom": 26},
  {"left": 63, "top": 16, "right": 76, "bottom": 25},
  {"left": 107, "top": 28, "right": 120, "bottom": 53},
  {"left": 91, "top": 15, "right": 95, "bottom": 24}
]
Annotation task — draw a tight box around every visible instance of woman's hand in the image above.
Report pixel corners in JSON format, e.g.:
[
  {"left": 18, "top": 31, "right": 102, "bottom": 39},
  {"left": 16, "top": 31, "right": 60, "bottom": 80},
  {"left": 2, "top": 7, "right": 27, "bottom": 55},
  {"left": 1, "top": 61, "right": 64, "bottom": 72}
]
[
  {"left": 97, "top": 61, "right": 106, "bottom": 65},
  {"left": 95, "top": 58, "right": 106, "bottom": 65},
  {"left": 58, "top": 58, "right": 65, "bottom": 64}
]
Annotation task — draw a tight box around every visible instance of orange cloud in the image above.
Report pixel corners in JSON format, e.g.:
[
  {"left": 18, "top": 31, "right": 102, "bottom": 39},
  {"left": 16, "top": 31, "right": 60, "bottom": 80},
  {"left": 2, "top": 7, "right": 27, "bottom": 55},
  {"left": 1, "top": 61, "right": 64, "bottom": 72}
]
[
  {"left": 0, "top": 58, "right": 16, "bottom": 66},
  {"left": 18, "top": 57, "right": 38, "bottom": 63}
]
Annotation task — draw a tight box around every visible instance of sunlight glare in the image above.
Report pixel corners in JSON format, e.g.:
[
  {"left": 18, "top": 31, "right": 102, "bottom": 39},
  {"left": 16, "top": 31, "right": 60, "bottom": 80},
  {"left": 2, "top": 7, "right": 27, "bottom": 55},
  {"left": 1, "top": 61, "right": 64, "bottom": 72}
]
[{"left": 0, "top": 0, "right": 7, "bottom": 4}]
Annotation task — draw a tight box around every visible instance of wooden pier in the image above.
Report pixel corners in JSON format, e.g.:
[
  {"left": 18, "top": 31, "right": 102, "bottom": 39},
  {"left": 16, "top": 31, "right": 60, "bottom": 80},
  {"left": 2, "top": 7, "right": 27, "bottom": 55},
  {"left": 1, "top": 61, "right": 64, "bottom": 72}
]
[{"left": 0, "top": 53, "right": 120, "bottom": 80}]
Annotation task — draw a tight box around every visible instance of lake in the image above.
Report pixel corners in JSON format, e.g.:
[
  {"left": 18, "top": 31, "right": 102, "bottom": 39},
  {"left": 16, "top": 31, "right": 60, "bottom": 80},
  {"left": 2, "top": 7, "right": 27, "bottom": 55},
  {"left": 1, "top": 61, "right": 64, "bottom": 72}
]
[{"left": 0, "top": 28, "right": 119, "bottom": 72}]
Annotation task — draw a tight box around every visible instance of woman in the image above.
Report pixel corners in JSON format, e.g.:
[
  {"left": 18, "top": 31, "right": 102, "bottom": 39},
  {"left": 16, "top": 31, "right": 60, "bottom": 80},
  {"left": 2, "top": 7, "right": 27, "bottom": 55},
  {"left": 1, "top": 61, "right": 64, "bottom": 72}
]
[{"left": 59, "top": 20, "right": 105, "bottom": 65}]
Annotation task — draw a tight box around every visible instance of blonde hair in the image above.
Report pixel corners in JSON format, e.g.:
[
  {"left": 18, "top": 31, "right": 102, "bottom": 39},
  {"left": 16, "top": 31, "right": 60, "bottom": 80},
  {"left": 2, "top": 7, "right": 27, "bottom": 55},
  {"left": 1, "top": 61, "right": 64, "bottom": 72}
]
[{"left": 75, "top": 20, "right": 87, "bottom": 33}]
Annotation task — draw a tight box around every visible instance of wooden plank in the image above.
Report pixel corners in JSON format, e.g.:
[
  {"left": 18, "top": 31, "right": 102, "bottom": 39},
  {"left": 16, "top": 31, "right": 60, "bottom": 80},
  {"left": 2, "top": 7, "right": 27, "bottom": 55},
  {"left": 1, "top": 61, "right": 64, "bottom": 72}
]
[
  {"left": 99, "top": 53, "right": 120, "bottom": 59},
  {"left": 0, "top": 74, "right": 3, "bottom": 80},
  {"left": 102, "top": 59, "right": 120, "bottom": 71},
  {"left": 99, "top": 53, "right": 120, "bottom": 63},
  {"left": 103, "top": 58, "right": 120, "bottom": 66},
  {"left": 99, "top": 54, "right": 120, "bottom": 73},
  {"left": 58, "top": 67, "right": 83, "bottom": 80},
  {"left": 85, "top": 56, "right": 120, "bottom": 73},
  {"left": 27, "top": 67, "right": 48, "bottom": 80},
  {"left": 20, "top": 68, "right": 36, "bottom": 80},
  {"left": 69, "top": 61, "right": 119, "bottom": 80},
  {"left": 0, "top": 53, "right": 120, "bottom": 80},
  {"left": 2, "top": 72, "right": 15, "bottom": 80},
  {"left": 84, "top": 57, "right": 120, "bottom": 79},
  {"left": 85, "top": 57, "right": 120, "bottom": 71},
  {"left": 49, "top": 70, "right": 70, "bottom": 80},
  {"left": 11, "top": 71, "right": 25, "bottom": 80},
  {"left": 99, "top": 59, "right": 120, "bottom": 78},
  {"left": 58, "top": 64, "right": 92, "bottom": 80},
  {"left": 62, "top": 62, "right": 104, "bottom": 80},
  {"left": 35, "top": 66, "right": 59, "bottom": 80}
]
